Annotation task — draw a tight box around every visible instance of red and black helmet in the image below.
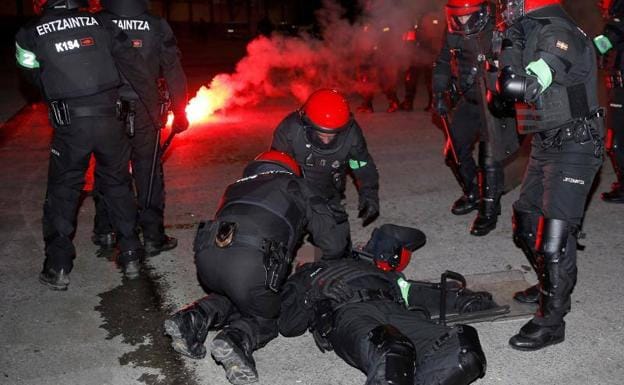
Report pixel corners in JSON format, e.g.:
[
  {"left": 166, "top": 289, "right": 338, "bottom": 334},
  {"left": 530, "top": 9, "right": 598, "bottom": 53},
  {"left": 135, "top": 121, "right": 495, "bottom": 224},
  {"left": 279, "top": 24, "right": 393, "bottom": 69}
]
[
  {"left": 243, "top": 151, "right": 302, "bottom": 178},
  {"left": 33, "top": 0, "right": 89, "bottom": 14},
  {"left": 496, "top": 0, "right": 561, "bottom": 26},
  {"left": 445, "top": 0, "right": 491, "bottom": 36},
  {"left": 301, "top": 89, "right": 351, "bottom": 133}
]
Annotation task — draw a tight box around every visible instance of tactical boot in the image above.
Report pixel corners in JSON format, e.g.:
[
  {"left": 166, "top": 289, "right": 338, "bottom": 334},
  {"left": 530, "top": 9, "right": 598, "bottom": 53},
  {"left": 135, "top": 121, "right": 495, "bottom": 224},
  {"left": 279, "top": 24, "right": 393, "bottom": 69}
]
[
  {"left": 451, "top": 190, "right": 479, "bottom": 216},
  {"left": 513, "top": 284, "right": 540, "bottom": 304},
  {"left": 357, "top": 100, "right": 374, "bottom": 113},
  {"left": 144, "top": 235, "right": 178, "bottom": 257},
  {"left": 92, "top": 232, "right": 117, "bottom": 249},
  {"left": 164, "top": 303, "right": 212, "bottom": 359},
  {"left": 39, "top": 268, "right": 70, "bottom": 291},
  {"left": 601, "top": 182, "right": 624, "bottom": 203},
  {"left": 470, "top": 199, "right": 501, "bottom": 236},
  {"left": 211, "top": 327, "right": 259, "bottom": 385},
  {"left": 117, "top": 249, "right": 143, "bottom": 279},
  {"left": 509, "top": 319, "right": 565, "bottom": 351}
]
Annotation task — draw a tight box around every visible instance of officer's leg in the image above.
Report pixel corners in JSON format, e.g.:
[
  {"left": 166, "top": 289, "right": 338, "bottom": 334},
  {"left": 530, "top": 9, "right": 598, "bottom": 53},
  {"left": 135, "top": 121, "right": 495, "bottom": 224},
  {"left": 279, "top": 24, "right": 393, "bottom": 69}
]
[
  {"left": 329, "top": 304, "right": 415, "bottom": 385},
  {"left": 357, "top": 63, "right": 375, "bottom": 113},
  {"left": 130, "top": 110, "right": 176, "bottom": 255},
  {"left": 447, "top": 100, "right": 479, "bottom": 215},
  {"left": 164, "top": 294, "right": 234, "bottom": 359},
  {"left": 91, "top": 180, "right": 117, "bottom": 254},
  {"left": 92, "top": 116, "right": 142, "bottom": 277},
  {"left": 509, "top": 145, "right": 601, "bottom": 351},
  {"left": 470, "top": 141, "right": 504, "bottom": 236},
  {"left": 380, "top": 66, "right": 400, "bottom": 113},
  {"left": 509, "top": 154, "right": 544, "bottom": 303},
  {"left": 400, "top": 65, "right": 417, "bottom": 111},
  {"left": 602, "top": 90, "right": 624, "bottom": 202},
  {"left": 40, "top": 122, "right": 93, "bottom": 290}
]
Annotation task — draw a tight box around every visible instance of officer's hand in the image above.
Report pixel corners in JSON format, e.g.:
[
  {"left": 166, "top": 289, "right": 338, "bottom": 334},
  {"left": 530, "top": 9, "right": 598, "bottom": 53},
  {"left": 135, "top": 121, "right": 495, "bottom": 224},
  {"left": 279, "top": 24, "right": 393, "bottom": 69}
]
[
  {"left": 433, "top": 92, "right": 449, "bottom": 116},
  {"left": 172, "top": 113, "right": 189, "bottom": 134},
  {"left": 358, "top": 196, "right": 380, "bottom": 227}
]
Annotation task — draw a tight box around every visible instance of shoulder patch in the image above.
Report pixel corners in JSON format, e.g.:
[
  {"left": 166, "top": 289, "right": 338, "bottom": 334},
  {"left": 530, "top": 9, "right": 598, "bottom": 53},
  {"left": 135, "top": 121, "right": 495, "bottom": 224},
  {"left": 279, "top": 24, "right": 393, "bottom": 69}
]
[{"left": 555, "top": 40, "right": 569, "bottom": 51}]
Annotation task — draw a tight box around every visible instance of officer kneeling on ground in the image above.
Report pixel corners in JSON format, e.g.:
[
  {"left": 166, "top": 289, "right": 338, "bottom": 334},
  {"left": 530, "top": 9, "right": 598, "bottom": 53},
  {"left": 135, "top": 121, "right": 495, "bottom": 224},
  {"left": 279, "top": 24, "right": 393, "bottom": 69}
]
[
  {"left": 271, "top": 89, "right": 380, "bottom": 239},
  {"left": 164, "top": 151, "right": 349, "bottom": 385},
  {"left": 16, "top": 0, "right": 161, "bottom": 288},
  {"left": 279, "top": 225, "right": 491, "bottom": 385}
]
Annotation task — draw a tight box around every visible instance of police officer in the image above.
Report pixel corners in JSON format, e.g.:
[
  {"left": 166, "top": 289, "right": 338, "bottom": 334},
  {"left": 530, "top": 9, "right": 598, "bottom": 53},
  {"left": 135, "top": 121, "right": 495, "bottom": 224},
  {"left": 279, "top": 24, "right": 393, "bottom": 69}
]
[
  {"left": 271, "top": 89, "right": 380, "bottom": 238},
  {"left": 16, "top": 0, "right": 162, "bottom": 289},
  {"left": 495, "top": 0, "right": 604, "bottom": 350},
  {"left": 594, "top": 0, "right": 624, "bottom": 203},
  {"left": 278, "top": 233, "right": 489, "bottom": 385},
  {"left": 433, "top": 0, "right": 515, "bottom": 236},
  {"left": 164, "top": 151, "right": 349, "bottom": 385},
  {"left": 92, "top": 0, "right": 189, "bottom": 256}
]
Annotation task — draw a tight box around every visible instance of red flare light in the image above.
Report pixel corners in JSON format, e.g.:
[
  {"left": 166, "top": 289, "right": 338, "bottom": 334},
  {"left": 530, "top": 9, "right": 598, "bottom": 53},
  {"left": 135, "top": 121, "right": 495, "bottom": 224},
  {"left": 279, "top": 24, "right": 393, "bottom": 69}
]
[{"left": 185, "top": 75, "right": 235, "bottom": 125}]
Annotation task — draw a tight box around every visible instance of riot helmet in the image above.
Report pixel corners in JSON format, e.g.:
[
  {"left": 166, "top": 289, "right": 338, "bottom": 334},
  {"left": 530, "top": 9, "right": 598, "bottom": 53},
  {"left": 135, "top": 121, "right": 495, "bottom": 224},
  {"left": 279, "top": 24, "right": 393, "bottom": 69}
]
[
  {"left": 598, "top": 0, "right": 624, "bottom": 18},
  {"left": 445, "top": 0, "right": 491, "bottom": 36},
  {"left": 496, "top": 0, "right": 561, "bottom": 26},
  {"left": 300, "top": 88, "right": 352, "bottom": 149},
  {"left": 242, "top": 151, "right": 302, "bottom": 178},
  {"left": 34, "top": 0, "right": 89, "bottom": 14},
  {"left": 100, "top": 0, "right": 149, "bottom": 17}
]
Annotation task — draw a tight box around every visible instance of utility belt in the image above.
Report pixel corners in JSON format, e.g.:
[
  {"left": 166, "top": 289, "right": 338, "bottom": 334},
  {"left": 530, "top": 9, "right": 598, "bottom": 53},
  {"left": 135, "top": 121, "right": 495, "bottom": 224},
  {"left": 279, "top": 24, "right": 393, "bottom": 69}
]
[
  {"left": 194, "top": 219, "right": 292, "bottom": 293},
  {"left": 537, "top": 108, "right": 605, "bottom": 158},
  {"left": 605, "top": 70, "right": 624, "bottom": 89},
  {"left": 48, "top": 100, "right": 117, "bottom": 127}
]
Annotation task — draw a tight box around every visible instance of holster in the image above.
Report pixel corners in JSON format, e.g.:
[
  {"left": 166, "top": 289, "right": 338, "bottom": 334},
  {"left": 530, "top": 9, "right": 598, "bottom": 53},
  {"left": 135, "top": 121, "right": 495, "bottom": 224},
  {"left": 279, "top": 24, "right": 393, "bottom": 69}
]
[
  {"left": 49, "top": 100, "right": 71, "bottom": 126},
  {"left": 117, "top": 99, "right": 137, "bottom": 137},
  {"left": 262, "top": 240, "right": 291, "bottom": 293}
]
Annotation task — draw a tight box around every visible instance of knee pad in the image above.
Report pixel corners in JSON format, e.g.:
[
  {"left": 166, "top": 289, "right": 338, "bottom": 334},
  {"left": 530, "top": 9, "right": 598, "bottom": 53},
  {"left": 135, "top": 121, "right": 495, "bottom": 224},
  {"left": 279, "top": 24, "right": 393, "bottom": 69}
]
[
  {"left": 368, "top": 325, "right": 416, "bottom": 385},
  {"left": 415, "top": 325, "right": 486, "bottom": 385}
]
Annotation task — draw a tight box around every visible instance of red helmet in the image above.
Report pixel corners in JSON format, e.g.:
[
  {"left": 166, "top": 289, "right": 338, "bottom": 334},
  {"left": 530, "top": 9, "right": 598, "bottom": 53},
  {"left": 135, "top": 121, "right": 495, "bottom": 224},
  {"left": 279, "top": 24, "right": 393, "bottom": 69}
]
[
  {"left": 445, "top": 0, "right": 491, "bottom": 35},
  {"left": 243, "top": 151, "right": 302, "bottom": 177},
  {"left": 497, "top": 0, "right": 561, "bottom": 26},
  {"left": 302, "top": 89, "right": 351, "bottom": 133}
]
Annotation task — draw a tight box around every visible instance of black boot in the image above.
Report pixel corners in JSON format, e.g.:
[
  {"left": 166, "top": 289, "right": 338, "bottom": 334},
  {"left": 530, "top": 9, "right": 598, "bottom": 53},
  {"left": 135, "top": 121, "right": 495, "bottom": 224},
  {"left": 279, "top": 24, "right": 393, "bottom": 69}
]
[
  {"left": 164, "top": 302, "right": 213, "bottom": 359},
  {"left": 366, "top": 325, "right": 415, "bottom": 385},
  {"left": 510, "top": 219, "right": 575, "bottom": 351},
  {"left": 92, "top": 232, "right": 117, "bottom": 249},
  {"left": 601, "top": 182, "right": 624, "bottom": 203},
  {"left": 144, "top": 235, "right": 178, "bottom": 257},
  {"left": 451, "top": 186, "right": 479, "bottom": 216},
  {"left": 116, "top": 249, "right": 144, "bottom": 279},
  {"left": 470, "top": 165, "right": 503, "bottom": 236},
  {"left": 511, "top": 209, "right": 541, "bottom": 304},
  {"left": 210, "top": 327, "right": 259, "bottom": 385},
  {"left": 39, "top": 267, "right": 70, "bottom": 291}
]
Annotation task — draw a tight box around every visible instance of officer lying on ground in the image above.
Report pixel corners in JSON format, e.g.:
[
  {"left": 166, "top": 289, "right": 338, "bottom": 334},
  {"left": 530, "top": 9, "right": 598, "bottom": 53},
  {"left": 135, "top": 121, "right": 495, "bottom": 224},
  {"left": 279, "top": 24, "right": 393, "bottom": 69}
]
[{"left": 163, "top": 151, "right": 349, "bottom": 384}]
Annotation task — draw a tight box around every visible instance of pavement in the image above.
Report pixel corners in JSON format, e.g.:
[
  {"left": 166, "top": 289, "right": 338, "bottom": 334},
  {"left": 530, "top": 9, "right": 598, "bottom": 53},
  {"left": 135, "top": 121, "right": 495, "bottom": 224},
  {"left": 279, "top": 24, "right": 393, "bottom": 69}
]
[{"left": 1, "top": 87, "right": 623, "bottom": 385}]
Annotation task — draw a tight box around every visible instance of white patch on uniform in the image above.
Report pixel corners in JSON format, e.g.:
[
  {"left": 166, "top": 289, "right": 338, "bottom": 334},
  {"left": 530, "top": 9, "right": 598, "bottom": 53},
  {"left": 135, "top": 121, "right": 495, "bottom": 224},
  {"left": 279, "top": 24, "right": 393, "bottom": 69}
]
[
  {"left": 556, "top": 40, "right": 569, "bottom": 51},
  {"left": 332, "top": 160, "right": 340, "bottom": 169},
  {"left": 563, "top": 176, "right": 585, "bottom": 185},
  {"left": 51, "top": 148, "right": 60, "bottom": 157}
]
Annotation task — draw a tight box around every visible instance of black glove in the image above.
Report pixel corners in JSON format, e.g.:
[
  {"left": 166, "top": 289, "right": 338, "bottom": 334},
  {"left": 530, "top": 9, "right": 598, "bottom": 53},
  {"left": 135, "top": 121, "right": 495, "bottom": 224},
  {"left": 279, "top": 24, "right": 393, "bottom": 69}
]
[
  {"left": 172, "top": 112, "right": 189, "bottom": 133},
  {"left": 432, "top": 92, "right": 449, "bottom": 116},
  {"left": 358, "top": 195, "right": 380, "bottom": 227}
]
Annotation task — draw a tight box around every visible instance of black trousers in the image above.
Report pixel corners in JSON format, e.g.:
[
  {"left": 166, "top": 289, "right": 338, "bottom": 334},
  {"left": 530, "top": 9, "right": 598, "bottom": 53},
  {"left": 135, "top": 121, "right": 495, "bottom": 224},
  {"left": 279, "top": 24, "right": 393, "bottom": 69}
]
[
  {"left": 607, "top": 88, "right": 624, "bottom": 180},
  {"left": 447, "top": 97, "right": 484, "bottom": 192},
  {"left": 328, "top": 301, "right": 451, "bottom": 380},
  {"left": 195, "top": 243, "right": 279, "bottom": 350},
  {"left": 43, "top": 113, "right": 140, "bottom": 273},
  {"left": 94, "top": 107, "right": 166, "bottom": 241}
]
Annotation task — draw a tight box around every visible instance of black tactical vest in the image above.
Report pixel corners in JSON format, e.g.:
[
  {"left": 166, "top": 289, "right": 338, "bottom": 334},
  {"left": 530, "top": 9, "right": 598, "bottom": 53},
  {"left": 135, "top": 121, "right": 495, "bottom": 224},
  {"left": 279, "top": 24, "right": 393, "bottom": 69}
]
[
  {"left": 30, "top": 10, "right": 121, "bottom": 100},
  {"left": 291, "top": 121, "right": 356, "bottom": 199},
  {"left": 216, "top": 172, "right": 306, "bottom": 251},
  {"left": 514, "top": 13, "right": 599, "bottom": 133}
]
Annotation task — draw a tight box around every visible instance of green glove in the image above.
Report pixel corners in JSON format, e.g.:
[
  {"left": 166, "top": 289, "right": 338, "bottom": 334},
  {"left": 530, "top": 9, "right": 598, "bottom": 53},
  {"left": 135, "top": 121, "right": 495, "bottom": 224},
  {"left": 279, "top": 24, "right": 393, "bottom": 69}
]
[{"left": 594, "top": 35, "right": 613, "bottom": 55}]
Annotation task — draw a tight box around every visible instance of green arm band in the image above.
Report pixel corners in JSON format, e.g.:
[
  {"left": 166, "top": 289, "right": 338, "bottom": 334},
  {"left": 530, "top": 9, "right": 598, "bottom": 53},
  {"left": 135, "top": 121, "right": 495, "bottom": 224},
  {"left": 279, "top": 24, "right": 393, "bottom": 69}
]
[
  {"left": 16, "top": 42, "right": 39, "bottom": 69},
  {"left": 349, "top": 159, "right": 368, "bottom": 170},
  {"left": 397, "top": 278, "right": 411, "bottom": 307},
  {"left": 594, "top": 35, "right": 613, "bottom": 55},
  {"left": 525, "top": 58, "right": 553, "bottom": 93}
]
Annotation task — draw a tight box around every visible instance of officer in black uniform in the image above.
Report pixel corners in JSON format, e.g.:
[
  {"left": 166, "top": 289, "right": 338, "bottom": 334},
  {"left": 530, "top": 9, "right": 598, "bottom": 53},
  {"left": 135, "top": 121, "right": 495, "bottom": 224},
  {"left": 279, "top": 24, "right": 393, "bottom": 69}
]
[
  {"left": 594, "top": 0, "right": 624, "bottom": 203},
  {"left": 16, "top": 0, "right": 162, "bottom": 289},
  {"left": 92, "top": 0, "right": 189, "bottom": 256},
  {"left": 494, "top": 0, "right": 604, "bottom": 350},
  {"left": 271, "top": 89, "right": 380, "bottom": 239},
  {"left": 433, "top": 0, "right": 517, "bottom": 236},
  {"left": 163, "top": 151, "right": 349, "bottom": 385}
]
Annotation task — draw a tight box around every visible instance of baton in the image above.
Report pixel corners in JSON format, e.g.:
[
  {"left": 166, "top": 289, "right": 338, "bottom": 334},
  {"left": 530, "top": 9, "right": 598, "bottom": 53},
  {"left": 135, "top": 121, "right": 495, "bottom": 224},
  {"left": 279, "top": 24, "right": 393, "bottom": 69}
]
[
  {"left": 160, "top": 130, "right": 177, "bottom": 155},
  {"left": 145, "top": 128, "right": 161, "bottom": 210},
  {"left": 439, "top": 113, "right": 461, "bottom": 166}
]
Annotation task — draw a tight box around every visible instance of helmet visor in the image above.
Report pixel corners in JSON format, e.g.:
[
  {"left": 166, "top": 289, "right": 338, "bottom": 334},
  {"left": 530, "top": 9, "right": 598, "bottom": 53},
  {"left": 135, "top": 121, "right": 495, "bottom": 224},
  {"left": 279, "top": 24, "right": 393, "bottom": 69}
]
[
  {"left": 496, "top": 0, "right": 524, "bottom": 27},
  {"left": 446, "top": 3, "right": 490, "bottom": 35}
]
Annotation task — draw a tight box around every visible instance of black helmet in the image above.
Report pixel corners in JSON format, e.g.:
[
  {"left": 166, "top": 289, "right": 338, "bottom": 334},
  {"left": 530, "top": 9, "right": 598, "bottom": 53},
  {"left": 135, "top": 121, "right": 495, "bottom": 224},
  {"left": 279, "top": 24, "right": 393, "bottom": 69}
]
[{"left": 101, "top": 0, "right": 148, "bottom": 17}]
